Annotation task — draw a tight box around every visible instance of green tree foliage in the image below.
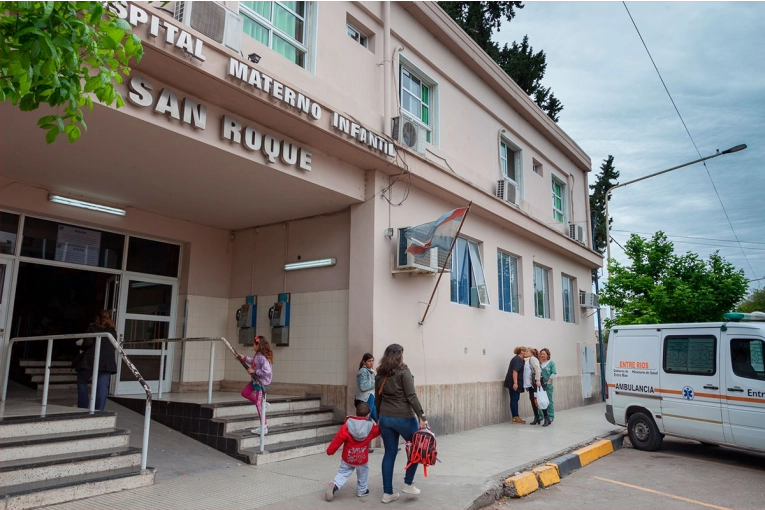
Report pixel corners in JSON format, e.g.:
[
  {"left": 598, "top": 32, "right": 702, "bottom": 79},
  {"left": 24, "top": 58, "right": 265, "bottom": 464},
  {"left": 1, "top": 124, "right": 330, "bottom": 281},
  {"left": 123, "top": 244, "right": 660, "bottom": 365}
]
[
  {"left": 589, "top": 156, "right": 620, "bottom": 255},
  {"left": 601, "top": 232, "right": 748, "bottom": 327},
  {"left": 438, "top": 1, "right": 563, "bottom": 122},
  {"left": 0, "top": 1, "right": 143, "bottom": 143},
  {"left": 738, "top": 287, "right": 765, "bottom": 313}
]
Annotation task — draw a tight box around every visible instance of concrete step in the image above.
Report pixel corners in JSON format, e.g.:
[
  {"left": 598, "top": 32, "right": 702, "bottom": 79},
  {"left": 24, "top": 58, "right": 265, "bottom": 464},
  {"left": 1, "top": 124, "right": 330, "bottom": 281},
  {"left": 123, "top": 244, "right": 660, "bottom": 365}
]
[
  {"left": 0, "top": 447, "right": 142, "bottom": 488},
  {"left": 206, "top": 396, "right": 322, "bottom": 419},
  {"left": 216, "top": 406, "right": 336, "bottom": 434},
  {"left": 35, "top": 383, "right": 77, "bottom": 391},
  {"left": 243, "top": 434, "right": 336, "bottom": 465},
  {"left": 0, "top": 466, "right": 155, "bottom": 510},
  {"left": 231, "top": 420, "right": 342, "bottom": 449},
  {"left": 23, "top": 367, "right": 76, "bottom": 375},
  {"left": 18, "top": 360, "right": 72, "bottom": 368},
  {"left": 30, "top": 374, "right": 77, "bottom": 383},
  {"left": 0, "top": 428, "right": 131, "bottom": 463},
  {"left": 0, "top": 410, "right": 117, "bottom": 439}
]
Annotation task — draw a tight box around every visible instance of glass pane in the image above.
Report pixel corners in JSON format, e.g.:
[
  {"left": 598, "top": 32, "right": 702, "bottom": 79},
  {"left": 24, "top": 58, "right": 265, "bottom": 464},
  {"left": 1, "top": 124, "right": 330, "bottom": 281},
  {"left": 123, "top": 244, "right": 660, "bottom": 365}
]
[
  {"left": 730, "top": 339, "right": 765, "bottom": 380},
  {"left": 421, "top": 104, "right": 429, "bottom": 125},
  {"left": 242, "top": 1, "right": 271, "bottom": 20},
  {"left": 242, "top": 16, "right": 269, "bottom": 45},
  {"left": 509, "top": 256, "right": 519, "bottom": 313},
  {"left": 664, "top": 336, "right": 716, "bottom": 375},
  {"left": 421, "top": 84, "right": 429, "bottom": 106},
  {"left": 21, "top": 217, "right": 124, "bottom": 269},
  {"left": 126, "top": 281, "right": 173, "bottom": 316},
  {"left": 273, "top": 35, "right": 305, "bottom": 66},
  {"left": 273, "top": 3, "right": 303, "bottom": 42},
  {"left": 1, "top": 212, "right": 20, "bottom": 255},
  {"left": 402, "top": 90, "right": 419, "bottom": 118},
  {"left": 468, "top": 241, "right": 489, "bottom": 306},
  {"left": 119, "top": 354, "right": 167, "bottom": 381},
  {"left": 126, "top": 237, "right": 180, "bottom": 277},
  {"left": 122, "top": 318, "right": 169, "bottom": 350},
  {"left": 279, "top": 1, "right": 305, "bottom": 17}
]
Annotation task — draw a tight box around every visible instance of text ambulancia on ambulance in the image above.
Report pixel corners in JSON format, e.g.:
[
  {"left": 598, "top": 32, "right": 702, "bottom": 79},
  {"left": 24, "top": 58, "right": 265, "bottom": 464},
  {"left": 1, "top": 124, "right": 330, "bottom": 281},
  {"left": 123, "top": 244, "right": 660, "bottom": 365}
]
[{"left": 604, "top": 312, "right": 765, "bottom": 453}]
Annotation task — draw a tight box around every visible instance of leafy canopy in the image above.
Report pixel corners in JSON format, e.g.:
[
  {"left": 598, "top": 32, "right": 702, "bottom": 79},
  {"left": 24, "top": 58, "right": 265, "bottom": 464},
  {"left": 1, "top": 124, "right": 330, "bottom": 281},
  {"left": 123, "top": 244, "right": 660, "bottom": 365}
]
[
  {"left": 738, "top": 287, "right": 765, "bottom": 313},
  {"left": 438, "top": 1, "right": 563, "bottom": 122},
  {"left": 589, "top": 155, "right": 620, "bottom": 255},
  {"left": 600, "top": 232, "right": 748, "bottom": 327},
  {"left": 0, "top": 1, "right": 143, "bottom": 143}
]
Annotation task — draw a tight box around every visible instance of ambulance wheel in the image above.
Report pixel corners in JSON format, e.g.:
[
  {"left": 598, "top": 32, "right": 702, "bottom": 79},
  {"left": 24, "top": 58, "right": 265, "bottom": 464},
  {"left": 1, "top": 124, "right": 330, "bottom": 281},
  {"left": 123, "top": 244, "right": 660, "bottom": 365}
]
[{"left": 627, "top": 412, "right": 663, "bottom": 451}]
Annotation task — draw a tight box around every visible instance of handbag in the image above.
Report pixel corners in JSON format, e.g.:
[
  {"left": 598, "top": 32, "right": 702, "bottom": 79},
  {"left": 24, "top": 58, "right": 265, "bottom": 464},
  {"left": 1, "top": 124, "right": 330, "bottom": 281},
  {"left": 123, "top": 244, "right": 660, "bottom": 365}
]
[{"left": 536, "top": 388, "right": 550, "bottom": 410}]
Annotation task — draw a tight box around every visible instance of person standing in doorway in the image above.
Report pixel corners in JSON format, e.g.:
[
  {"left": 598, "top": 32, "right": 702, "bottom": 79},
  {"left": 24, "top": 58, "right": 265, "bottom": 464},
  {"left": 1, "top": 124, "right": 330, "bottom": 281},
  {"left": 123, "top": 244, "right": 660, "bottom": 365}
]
[
  {"left": 236, "top": 335, "right": 273, "bottom": 435},
  {"left": 503, "top": 346, "right": 526, "bottom": 423},
  {"left": 538, "top": 348, "right": 556, "bottom": 424},
  {"left": 375, "top": 343, "right": 428, "bottom": 504},
  {"left": 355, "top": 353, "right": 377, "bottom": 422},
  {"left": 75, "top": 310, "right": 118, "bottom": 411}
]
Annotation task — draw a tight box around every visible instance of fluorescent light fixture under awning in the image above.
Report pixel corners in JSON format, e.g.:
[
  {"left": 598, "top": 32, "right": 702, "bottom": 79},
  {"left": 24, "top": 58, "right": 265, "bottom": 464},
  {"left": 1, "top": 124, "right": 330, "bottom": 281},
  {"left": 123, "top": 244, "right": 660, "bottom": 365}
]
[
  {"left": 284, "top": 258, "right": 336, "bottom": 271},
  {"left": 48, "top": 194, "right": 126, "bottom": 216}
]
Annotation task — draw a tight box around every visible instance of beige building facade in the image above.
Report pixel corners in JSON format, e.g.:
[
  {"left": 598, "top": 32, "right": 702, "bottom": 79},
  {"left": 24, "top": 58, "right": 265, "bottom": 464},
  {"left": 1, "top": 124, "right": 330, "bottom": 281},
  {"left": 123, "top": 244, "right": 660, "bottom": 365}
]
[{"left": 0, "top": 1, "right": 602, "bottom": 434}]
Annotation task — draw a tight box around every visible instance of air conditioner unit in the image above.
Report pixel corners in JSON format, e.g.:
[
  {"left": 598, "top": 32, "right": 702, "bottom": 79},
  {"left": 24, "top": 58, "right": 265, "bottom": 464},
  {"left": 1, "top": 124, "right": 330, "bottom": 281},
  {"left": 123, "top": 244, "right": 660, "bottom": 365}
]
[
  {"left": 569, "top": 223, "right": 586, "bottom": 245},
  {"left": 392, "top": 115, "right": 427, "bottom": 155},
  {"left": 174, "top": 1, "right": 244, "bottom": 53},
  {"left": 396, "top": 228, "right": 437, "bottom": 272},
  {"left": 496, "top": 178, "right": 519, "bottom": 205},
  {"left": 579, "top": 291, "right": 599, "bottom": 308}
]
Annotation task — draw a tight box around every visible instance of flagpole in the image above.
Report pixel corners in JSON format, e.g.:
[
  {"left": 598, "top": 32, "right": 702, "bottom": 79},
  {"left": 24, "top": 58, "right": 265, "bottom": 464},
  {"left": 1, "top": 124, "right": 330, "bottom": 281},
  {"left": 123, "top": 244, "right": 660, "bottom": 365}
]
[{"left": 419, "top": 202, "right": 472, "bottom": 325}]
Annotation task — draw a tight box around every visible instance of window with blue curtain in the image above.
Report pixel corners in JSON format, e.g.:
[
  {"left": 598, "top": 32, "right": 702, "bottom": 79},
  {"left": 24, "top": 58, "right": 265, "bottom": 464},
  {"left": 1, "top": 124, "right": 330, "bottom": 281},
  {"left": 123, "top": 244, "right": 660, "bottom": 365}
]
[
  {"left": 534, "top": 265, "right": 550, "bottom": 319},
  {"left": 562, "top": 275, "right": 576, "bottom": 323},
  {"left": 497, "top": 251, "right": 519, "bottom": 313},
  {"left": 450, "top": 238, "right": 489, "bottom": 307}
]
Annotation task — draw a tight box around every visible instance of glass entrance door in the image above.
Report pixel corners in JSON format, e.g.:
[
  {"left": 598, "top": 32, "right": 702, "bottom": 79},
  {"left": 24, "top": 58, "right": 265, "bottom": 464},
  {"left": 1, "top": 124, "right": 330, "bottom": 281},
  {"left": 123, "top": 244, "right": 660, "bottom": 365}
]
[
  {"left": 0, "top": 258, "right": 14, "bottom": 372},
  {"left": 113, "top": 276, "right": 177, "bottom": 395}
]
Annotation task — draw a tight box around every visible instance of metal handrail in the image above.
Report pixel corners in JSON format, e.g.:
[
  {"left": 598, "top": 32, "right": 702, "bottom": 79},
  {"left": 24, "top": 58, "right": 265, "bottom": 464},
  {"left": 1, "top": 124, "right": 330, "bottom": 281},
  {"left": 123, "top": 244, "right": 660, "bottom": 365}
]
[
  {"left": 2, "top": 333, "right": 153, "bottom": 470},
  {"left": 141, "top": 336, "right": 268, "bottom": 453}
]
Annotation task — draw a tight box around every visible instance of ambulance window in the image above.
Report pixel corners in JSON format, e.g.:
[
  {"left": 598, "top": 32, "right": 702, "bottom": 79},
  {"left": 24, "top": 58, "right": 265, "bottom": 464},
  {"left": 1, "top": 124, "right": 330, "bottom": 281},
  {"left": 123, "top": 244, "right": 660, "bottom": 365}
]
[
  {"left": 664, "top": 335, "right": 716, "bottom": 375},
  {"left": 730, "top": 339, "right": 765, "bottom": 381}
]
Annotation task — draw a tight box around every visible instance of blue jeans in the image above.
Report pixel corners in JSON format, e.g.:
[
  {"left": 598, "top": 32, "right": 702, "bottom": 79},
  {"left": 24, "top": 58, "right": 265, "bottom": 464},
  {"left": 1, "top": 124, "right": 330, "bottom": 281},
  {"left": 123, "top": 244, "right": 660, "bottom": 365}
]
[
  {"left": 379, "top": 415, "right": 419, "bottom": 495},
  {"left": 509, "top": 388, "right": 521, "bottom": 417},
  {"left": 77, "top": 369, "right": 112, "bottom": 411},
  {"left": 366, "top": 394, "right": 377, "bottom": 422}
]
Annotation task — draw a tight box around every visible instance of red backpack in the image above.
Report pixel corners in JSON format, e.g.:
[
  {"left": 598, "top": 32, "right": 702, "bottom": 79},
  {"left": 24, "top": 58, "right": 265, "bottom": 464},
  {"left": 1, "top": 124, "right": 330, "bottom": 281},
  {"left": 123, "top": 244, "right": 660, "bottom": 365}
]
[{"left": 405, "top": 427, "right": 438, "bottom": 477}]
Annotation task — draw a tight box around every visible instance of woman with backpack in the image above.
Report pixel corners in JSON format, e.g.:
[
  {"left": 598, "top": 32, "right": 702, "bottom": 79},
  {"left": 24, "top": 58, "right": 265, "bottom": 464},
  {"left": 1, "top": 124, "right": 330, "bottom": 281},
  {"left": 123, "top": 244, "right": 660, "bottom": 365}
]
[{"left": 375, "top": 343, "right": 428, "bottom": 504}]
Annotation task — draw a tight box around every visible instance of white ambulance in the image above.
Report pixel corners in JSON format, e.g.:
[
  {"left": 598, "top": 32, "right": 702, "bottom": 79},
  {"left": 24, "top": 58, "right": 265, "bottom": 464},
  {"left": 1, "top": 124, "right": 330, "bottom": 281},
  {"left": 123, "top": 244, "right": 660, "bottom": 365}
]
[{"left": 605, "top": 312, "right": 765, "bottom": 452}]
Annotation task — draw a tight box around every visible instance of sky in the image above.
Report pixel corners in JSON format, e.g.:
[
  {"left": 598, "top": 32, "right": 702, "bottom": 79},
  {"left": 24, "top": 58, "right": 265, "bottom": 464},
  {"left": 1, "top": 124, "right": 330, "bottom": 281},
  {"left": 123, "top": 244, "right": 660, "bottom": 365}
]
[{"left": 494, "top": 1, "right": 765, "bottom": 295}]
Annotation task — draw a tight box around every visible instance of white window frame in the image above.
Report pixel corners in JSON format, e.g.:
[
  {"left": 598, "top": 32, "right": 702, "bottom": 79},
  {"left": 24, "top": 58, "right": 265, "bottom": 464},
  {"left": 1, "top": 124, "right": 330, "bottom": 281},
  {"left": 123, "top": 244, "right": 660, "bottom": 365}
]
[
  {"left": 451, "top": 237, "right": 490, "bottom": 308},
  {"left": 240, "top": 1, "right": 313, "bottom": 70},
  {"left": 533, "top": 264, "right": 550, "bottom": 319},
  {"left": 561, "top": 274, "right": 576, "bottom": 324},
  {"left": 500, "top": 138, "right": 522, "bottom": 186},
  {"left": 497, "top": 251, "right": 519, "bottom": 314},
  {"left": 552, "top": 175, "right": 566, "bottom": 223},
  {"left": 346, "top": 23, "right": 367, "bottom": 48},
  {"left": 532, "top": 159, "right": 543, "bottom": 176},
  {"left": 398, "top": 56, "right": 438, "bottom": 146}
]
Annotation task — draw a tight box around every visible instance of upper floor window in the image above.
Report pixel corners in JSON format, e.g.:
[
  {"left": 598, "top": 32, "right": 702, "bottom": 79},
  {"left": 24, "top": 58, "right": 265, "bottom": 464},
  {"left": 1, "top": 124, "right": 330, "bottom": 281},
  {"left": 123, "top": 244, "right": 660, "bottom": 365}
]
[
  {"left": 451, "top": 237, "right": 490, "bottom": 307},
  {"left": 552, "top": 176, "right": 566, "bottom": 223},
  {"left": 346, "top": 23, "right": 367, "bottom": 48},
  {"left": 500, "top": 140, "right": 521, "bottom": 185},
  {"left": 561, "top": 275, "right": 576, "bottom": 323},
  {"left": 498, "top": 251, "right": 519, "bottom": 314},
  {"left": 532, "top": 159, "right": 543, "bottom": 176},
  {"left": 400, "top": 65, "right": 433, "bottom": 143},
  {"left": 240, "top": 1, "right": 308, "bottom": 67},
  {"left": 533, "top": 265, "right": 550, "bottom": 319}
]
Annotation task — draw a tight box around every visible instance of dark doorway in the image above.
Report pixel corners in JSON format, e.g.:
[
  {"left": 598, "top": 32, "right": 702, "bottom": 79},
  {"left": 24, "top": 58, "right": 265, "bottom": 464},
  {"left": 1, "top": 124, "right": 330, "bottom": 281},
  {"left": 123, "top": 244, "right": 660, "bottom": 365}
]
[{"left": 10, "top": 262, "right": 116, "bottom": 360}]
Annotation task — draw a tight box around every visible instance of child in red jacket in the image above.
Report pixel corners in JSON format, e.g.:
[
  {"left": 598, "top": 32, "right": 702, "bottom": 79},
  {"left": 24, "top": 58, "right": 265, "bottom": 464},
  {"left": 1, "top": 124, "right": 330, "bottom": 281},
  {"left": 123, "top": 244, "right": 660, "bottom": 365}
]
[{"left": 325, "top": 401, "right": 380, "bottom": 501}]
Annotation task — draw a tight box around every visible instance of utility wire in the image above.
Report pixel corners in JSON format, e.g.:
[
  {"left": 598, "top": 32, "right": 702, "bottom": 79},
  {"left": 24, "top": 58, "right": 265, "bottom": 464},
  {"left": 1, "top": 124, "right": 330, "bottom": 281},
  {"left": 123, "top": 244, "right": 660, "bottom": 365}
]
[
  {"left": 623, "top": 2, "right": 760, "bottom": 288},
  {"left": 611, "top": 229, "right": 765, "bottom": 247}
]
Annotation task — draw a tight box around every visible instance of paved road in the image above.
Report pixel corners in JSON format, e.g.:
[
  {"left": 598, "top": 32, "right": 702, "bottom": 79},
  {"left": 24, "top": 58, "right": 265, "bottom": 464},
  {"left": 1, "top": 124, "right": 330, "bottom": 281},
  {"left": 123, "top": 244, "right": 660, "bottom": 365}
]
[{"left": 486, "top": 438, "right": 765, "bottom": 510}]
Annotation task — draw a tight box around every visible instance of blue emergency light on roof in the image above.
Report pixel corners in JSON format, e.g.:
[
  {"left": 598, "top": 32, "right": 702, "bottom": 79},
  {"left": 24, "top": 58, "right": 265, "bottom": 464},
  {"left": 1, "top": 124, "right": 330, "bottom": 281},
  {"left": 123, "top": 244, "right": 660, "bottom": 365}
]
[{"left": 723, "top": 312, "right": 765, "bottom": 322}]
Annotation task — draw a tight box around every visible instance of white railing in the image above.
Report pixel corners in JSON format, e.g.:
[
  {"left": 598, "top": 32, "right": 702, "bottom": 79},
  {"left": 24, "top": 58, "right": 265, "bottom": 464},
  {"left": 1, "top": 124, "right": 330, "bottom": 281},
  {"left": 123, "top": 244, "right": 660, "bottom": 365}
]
[{"left": 2, "top": 333, "right": 152, "bottom": 470}]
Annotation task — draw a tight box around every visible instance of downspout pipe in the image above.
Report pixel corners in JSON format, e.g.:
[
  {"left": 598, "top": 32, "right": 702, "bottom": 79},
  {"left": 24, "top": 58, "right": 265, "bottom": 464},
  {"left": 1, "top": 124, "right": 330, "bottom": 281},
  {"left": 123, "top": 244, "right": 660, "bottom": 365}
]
[{"left": 383, "top": 1, "right": 391, "bottom": 135}]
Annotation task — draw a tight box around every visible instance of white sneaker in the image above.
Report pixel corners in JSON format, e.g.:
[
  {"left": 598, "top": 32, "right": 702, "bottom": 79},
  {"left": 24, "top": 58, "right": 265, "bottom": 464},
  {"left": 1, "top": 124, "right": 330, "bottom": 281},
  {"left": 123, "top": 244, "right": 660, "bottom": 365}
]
[
  {"left": 251, "top": 426, "right": 268, "bottom": 435},
  {"left": 403, "top": 483, "right": 421, "bottom": 495},
  {"left": 381, "top": 493, "right": 400, "bottom": 504},
  {"left": 264, "top": 401, "right": 270, "bottom": 409},
  {"left": 325, "top": 482, "right": 337, "bottom": 501}
]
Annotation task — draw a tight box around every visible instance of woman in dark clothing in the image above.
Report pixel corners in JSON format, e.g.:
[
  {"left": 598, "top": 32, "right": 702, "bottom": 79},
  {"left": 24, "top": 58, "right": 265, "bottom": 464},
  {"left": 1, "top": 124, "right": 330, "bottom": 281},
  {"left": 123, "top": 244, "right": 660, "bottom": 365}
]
[
  {"left": 503, "top": 346, "right": 527, "bottom": 423},
  {"left": 75, "top": 310, "right": 119, "bottom": 411},
  {"left": 375, "top": 344, "right": 428, "bottom": 504}
]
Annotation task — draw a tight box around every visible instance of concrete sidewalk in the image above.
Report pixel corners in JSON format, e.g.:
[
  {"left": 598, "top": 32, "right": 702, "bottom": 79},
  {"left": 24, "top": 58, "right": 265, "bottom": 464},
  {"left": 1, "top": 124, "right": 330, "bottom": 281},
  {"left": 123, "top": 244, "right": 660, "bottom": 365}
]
[{"left": 44, "top": 403, "right": 620, "bottom": 510}]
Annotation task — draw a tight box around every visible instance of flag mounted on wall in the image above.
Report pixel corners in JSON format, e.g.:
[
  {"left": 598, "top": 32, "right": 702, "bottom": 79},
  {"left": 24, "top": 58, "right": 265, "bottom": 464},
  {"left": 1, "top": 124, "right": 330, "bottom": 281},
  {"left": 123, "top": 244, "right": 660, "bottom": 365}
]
[{"left": 404, "top": 207, "right": 469, "bottom": 255}]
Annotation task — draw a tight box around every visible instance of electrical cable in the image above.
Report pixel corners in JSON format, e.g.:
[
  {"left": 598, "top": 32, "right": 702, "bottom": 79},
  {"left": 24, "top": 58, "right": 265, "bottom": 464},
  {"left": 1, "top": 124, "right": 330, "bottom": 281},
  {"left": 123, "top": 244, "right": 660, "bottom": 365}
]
[{"left": 611, "top": 229, "right": 765, "bottom": 246}]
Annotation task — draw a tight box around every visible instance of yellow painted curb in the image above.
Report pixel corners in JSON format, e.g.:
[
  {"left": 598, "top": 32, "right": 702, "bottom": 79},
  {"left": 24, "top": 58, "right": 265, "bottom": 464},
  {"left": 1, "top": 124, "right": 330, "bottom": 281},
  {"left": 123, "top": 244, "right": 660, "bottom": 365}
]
[
  {"left": 573, "top": 439, "right": 614, "bottom": 466},
  {"left": 504, "top": 471, "right": 539, "bottom": 498},
  {"left": 545, "top": 462, "right": 561, "bottom": 476},
  {"left": 532, "top": 465, "right": 560, "bottom": 487}
]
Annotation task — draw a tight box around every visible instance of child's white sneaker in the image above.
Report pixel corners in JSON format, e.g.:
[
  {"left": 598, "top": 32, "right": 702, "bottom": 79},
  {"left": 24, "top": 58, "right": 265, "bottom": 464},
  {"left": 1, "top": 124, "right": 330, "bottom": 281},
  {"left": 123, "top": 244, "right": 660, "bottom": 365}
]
[
  {"left": 251, "top": 426, "right": 268, "bottom": 435},
  {"left": 357, "top": 489, "right": 370, "bottom": 497},
  {"left": 325, "top": 482, "right": 337, "bottom": 501},
  {"left": 403, "top": 483, "right": 420, "bottom": 495},
  {"left": 381, "top": 492, "right": 399, "bottom": 503}
]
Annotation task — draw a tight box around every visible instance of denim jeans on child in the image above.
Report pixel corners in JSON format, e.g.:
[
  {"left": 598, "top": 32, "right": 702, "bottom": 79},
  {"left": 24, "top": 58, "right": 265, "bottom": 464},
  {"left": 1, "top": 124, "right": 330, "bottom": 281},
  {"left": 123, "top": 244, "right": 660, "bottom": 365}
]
[
  {"left": 77, "top": 369, "right": 112, "bottom": 411},
  {"left": 379, "top": 415, "right": 419, "bottom": 495},
  {"left": 332, "top": 460, "right": 369, "bottom": 496}
]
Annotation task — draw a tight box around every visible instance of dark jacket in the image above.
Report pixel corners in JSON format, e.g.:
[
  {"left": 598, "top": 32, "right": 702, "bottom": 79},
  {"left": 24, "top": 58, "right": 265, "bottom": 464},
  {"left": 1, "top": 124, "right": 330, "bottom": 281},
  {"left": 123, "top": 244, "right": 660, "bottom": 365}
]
[
  {"left": 76, "top": 325, "right": 118, "bottom": 374},
  {"left": 375, "top": 367, "right": 425, "bottom": 421},
  {"left": 503, "top": 354, "right": 525, "bottom": 393}
]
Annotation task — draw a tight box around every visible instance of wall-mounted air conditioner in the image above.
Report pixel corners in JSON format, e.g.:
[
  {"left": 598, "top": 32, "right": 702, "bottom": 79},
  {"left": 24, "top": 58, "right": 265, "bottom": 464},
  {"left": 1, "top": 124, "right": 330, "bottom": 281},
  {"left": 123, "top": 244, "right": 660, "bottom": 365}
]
[
  {"left": 569, "top": 223, "right": 586, "bottom": 245},
  {"left": 174, "top": 1, "right": 243, "bottom": 53},
  {"left": 496, "top": 178, "right": 519, "bottom": 205},
  {"left": 392, "top": 115, "right": 427, "bottom": 155},
  {"left": 396, "top": 228, "right": 437, "bottom": 272},
  {"left": 579, "top": 291, "right": 599, "bottom": 308}
]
